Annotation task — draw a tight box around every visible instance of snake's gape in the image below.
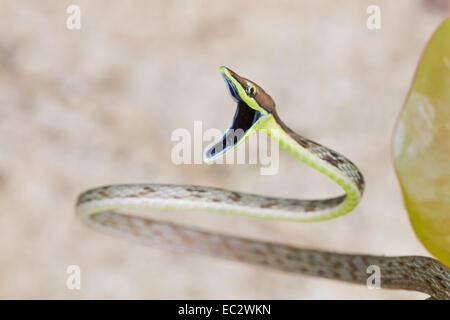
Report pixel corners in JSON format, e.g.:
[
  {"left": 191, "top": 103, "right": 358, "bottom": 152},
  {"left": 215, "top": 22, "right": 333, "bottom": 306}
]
[{"left": 76, "top": 67, "right": 450, "bottom": 299}]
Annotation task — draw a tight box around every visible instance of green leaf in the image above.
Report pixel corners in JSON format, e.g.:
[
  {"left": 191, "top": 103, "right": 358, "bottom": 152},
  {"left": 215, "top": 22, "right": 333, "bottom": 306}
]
[{"left": 393, "top": 19, "right": 450, "bottom": 266}]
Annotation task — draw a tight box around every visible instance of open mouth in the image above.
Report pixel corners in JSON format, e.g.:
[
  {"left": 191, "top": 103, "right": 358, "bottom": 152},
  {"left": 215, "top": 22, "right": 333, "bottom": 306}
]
[{"left": 204, "top": 75, "right": 263, "bottom": 160}]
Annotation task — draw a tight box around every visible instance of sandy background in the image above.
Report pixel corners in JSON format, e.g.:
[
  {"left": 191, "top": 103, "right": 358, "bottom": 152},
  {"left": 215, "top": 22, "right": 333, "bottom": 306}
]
[{"left": 0, "top": 0, "right": 448, "bottom": 299}]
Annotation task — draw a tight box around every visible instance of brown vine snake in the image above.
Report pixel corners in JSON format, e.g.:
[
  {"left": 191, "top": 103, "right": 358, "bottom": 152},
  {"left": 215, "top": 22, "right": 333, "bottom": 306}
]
[{"left": 76, "top": 67, "right": 450, "bottom": 299}]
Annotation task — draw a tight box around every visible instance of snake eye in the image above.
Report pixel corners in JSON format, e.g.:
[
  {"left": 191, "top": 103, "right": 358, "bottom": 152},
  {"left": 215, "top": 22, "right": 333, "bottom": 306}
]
[{"left": 246, "top": 85, "right": 257, "bottom": 98}]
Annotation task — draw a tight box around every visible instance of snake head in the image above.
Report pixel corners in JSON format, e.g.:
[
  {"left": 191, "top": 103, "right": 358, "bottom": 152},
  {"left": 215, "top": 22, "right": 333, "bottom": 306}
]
[
  {"left": 204, "top": 67, "right": 276, "bottom": 162},
  {"left": 220, "top": 66, "right": 276, "bottom": 114}
]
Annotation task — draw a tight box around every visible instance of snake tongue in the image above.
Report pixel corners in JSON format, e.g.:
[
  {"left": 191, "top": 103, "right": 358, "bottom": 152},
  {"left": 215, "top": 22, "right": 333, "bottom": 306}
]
[{"left": 204, "top": 100, "right": 263, "bottom": 161}]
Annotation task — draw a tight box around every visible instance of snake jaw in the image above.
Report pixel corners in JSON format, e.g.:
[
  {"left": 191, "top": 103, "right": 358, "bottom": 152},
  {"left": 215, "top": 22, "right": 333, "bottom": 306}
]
[
  {"left": 204, "top": 101, "right": 266, "bottom": 162},
  {"left": 203, "top": 67, "right": 275, "bottom": 162},
  {"left": 222, "top": 72, "right": 241, "bottom": 103}
]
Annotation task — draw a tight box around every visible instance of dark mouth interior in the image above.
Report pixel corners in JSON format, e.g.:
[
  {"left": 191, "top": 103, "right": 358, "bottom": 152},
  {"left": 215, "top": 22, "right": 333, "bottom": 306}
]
[
  {"left": 230, "top": 100, "right": 262, "bottom": 135},
  {"left": 205, "top": 79, "right": 262, "bottom": 159}
]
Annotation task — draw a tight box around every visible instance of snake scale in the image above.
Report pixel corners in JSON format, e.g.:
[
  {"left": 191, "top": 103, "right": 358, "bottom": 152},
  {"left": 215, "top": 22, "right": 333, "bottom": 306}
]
[{"left": 76, "top": 67, "right": 450, "bottom": 299}]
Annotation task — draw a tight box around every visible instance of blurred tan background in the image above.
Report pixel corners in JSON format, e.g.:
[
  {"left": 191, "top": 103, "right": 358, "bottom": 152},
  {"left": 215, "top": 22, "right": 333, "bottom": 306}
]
[{"left": 0, "top": 0, "right": 448, "bottom": 299}]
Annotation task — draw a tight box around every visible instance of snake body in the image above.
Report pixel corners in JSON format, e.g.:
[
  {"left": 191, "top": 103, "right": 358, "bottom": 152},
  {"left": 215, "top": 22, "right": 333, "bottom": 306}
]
[{"left": 76, "top": 67, "right": 450, "bottom": 299}]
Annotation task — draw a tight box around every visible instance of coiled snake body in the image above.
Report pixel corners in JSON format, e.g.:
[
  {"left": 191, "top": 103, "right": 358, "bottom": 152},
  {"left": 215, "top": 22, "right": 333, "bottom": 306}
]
[{"left": 76, "top": 67, "right": 450, "bottom": 299}]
